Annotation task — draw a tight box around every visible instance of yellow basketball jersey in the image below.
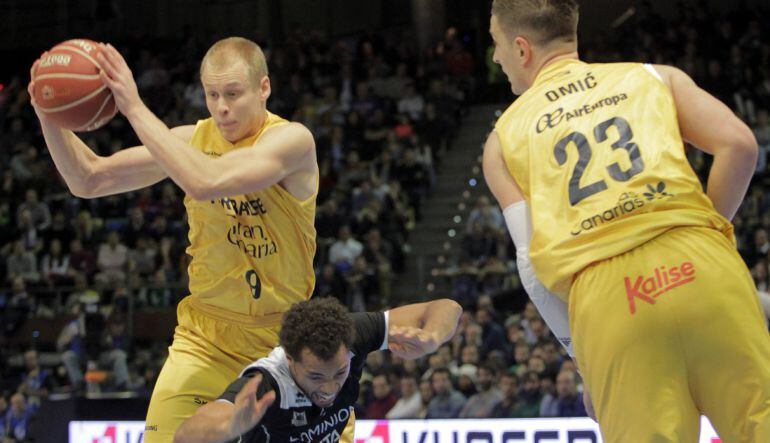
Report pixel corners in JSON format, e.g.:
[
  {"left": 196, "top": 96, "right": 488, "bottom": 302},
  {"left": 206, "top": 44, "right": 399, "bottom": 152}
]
[
  {"left": 495, "top": 59, "right": 733, "bottom": 296},
  {"left": 185, "top": 112, "right": 317, "bottom": 317}
]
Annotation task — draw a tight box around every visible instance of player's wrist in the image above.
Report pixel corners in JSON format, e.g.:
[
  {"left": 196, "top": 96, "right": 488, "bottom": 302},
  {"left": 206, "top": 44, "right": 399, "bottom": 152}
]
[{"left": 123, "top": 100, "right": 149, "bottom": 122}]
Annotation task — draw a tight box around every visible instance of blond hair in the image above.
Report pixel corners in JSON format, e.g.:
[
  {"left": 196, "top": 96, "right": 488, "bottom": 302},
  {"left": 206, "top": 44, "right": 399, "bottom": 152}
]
[
  {"left": 491, "top": 0, "right": 578, "bottom": 46},
  {"left": 200, "top": 37, "right": 268, "bottom": 86}
]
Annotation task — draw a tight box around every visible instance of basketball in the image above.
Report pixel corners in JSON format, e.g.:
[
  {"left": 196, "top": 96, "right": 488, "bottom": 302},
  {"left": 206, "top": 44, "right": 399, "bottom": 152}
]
[{"left": 31, "top": 39, "right": 117, "bottom": 132}]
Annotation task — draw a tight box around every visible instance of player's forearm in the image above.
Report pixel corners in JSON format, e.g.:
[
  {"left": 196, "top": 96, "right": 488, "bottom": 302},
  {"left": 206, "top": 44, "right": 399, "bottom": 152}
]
[
  {"left": 126, "top": 105, "right": 213, "bottom": 199},
  {"left": 174, "top": 406, "right": 236, "bottom": 443},
  {"left": 421, "top": 299, "right": 462, "bottom": 345},
  {"left": 38, "top": 121, "right": 98, "bottom": 197},
  {"left": 707, "top": 142, "right": 757, "bottom": 221}
]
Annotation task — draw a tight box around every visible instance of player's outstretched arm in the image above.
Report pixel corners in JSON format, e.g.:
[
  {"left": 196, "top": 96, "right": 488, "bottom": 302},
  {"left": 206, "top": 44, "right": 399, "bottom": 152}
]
[
  {"left": 27, "top": 60, "right": 178, "bottom": 198},
  {"left": 174, "top": 374, "right": 275, "bottom": 443},
  {"left": 386, "top": 299, "right": 462, "bottom": 360},
  {"left": 96, "top": 44, "right": 316, "bottom": 201},
  {"left": 654, "top": 64, "right": 758, "bottom": 221}
]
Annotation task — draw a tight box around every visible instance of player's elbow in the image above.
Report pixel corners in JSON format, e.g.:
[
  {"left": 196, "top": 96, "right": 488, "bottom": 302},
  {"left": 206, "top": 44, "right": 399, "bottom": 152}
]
[
  {"left": 732, "top": 124, "right": 759, "bottom": 163},
  {"left": 69, "top": 186, "right": 93, "bottom": 199},
  {"left": 70, "top": 176, "right": 97, "bottom": 199},
  {"left": 709, "top": 119, "right": 758, "bottom": 166},
  {"left": 74, "top": 159, "right": 111, "bottom": 199},
  {"left": 445, "top": 299, "right": 463, "bottom": 319}
]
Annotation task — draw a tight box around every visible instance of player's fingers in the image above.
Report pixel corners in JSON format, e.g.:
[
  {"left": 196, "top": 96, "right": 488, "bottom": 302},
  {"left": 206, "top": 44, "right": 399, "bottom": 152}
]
[
  {"left": 389, "top": 343, "right": 412, "bottom": 356},
  {"left": 240, "top": 374, "right": 262, "bottom": 397},
  {"left": 105, "top": 43, "right": 127, "bottom": 68},
  {"left": 99, "top": 70, "right": 117, "bottom": 91},
  {"left": 96, "top": 52, "right": 117, "bottom": 77},
  {"left": 390, "top": 326, "right": 416, "bottom": 339},
  {"left": 235, "top": 382, "right": 258, "bottom": 411},
  {"left": 101, "top": 43, "right": 128, "bottom": 74},
  {"left": 97, "top": 47, "right": 123, "bottom": 78},
  {"left": 250, "top": 390, "right": 275, "bottom": 422},
  {"left": 256, "top": 390, "right": 275, "bottom": 410},
  {"left": 397, "top": 330, "right": 425, "bottom": 345},
  {"left": 99, "top": 43, "right": 115, "bottom": 61}
]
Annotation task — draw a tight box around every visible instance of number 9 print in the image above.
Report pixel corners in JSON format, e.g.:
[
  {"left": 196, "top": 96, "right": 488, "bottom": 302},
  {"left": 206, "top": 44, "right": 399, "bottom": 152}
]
[{"left": 245, "top": 270, "right": 262, "bottom": 299}]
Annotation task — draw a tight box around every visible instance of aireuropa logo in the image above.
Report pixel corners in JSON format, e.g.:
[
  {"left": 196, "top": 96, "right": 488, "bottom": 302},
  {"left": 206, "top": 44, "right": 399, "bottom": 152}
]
[{"left": 68, "top": 421, "right": 145, "bottom": 443}]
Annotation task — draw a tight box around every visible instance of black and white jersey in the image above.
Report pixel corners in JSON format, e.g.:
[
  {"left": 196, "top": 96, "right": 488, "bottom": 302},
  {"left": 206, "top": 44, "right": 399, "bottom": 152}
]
[{"left": 219, "top": 311, "right": 388, "bottom": 443}]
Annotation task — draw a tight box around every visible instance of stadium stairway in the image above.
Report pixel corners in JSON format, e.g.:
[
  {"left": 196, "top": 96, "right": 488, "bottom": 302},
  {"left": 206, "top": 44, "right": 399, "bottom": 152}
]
[{"left": 392, "top": 104, "right": 503, "bottom": 303}]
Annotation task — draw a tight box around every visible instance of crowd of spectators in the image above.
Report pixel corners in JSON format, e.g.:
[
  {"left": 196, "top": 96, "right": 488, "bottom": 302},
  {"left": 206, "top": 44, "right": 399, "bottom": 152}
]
[{"left": 1, "top": 0, "right": 769, "bottom": 437}]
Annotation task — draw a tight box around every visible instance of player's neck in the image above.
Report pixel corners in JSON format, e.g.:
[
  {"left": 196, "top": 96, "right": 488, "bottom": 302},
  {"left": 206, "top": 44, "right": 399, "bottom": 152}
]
[
  {"left": 242, "top": 111, "right": 269, "bottom": 140},
  {"left": 535, "top": 50, "right": 579, "bottom": 77},
  {"left": 529, "top": 47, "right": 580, "bottom": 87}
]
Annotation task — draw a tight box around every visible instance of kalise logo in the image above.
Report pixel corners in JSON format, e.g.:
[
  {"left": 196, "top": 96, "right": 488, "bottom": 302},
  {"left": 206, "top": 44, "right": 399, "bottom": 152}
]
[{"left": 624, "top": 261, "right": 696, "bottom": 314}]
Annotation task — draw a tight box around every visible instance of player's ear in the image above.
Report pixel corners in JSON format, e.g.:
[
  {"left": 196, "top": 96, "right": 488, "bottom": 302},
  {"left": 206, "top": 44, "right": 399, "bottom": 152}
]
[
  {"left": 513, "top": 36, "right": 532, "bottom": 65},
  {"left": 259, "top": 75, "right": 271, "bottom": 101}
]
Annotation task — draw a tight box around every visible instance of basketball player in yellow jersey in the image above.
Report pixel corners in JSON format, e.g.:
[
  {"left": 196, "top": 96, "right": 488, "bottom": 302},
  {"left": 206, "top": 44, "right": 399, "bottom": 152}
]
[
  {"left": 482, "top": 1, "right": 770, "bottom": 442},
  {"left": 28, "top": 37, "right": 355, "bottom": 442}
]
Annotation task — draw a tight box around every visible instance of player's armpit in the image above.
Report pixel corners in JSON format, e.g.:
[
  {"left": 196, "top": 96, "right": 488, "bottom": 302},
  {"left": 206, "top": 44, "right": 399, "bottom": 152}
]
[{"left": 482, "top": 130, "right": 525, "bottom": 208}]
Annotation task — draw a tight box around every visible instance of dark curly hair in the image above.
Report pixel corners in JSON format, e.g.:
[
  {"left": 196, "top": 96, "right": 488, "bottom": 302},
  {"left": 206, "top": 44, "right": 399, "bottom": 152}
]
[{"left": 280, "top": 297, "right": 355, "bottom": 361}]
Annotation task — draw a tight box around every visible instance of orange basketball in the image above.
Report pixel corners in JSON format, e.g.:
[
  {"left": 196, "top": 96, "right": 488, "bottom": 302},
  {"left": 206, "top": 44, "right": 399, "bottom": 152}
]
[{"left": 32, "top": 39, "right": 117, "bottom": 132}]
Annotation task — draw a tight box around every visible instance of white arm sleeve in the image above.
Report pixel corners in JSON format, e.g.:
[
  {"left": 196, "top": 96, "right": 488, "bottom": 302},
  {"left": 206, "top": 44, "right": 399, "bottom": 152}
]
[{"left": 503, "top": 201, "right": 575, "bottom": 357}]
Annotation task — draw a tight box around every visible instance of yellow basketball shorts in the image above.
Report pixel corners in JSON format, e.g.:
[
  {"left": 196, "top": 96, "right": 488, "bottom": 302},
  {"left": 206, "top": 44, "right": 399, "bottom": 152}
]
[{"left": 570, "top": 226, "right": 770, "bottom": 443}]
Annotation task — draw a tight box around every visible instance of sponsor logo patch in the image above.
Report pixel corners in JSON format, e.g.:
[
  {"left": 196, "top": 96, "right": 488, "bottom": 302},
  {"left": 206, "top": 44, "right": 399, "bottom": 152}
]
[{"left": 625, "top": 261, "right": 696, "bottom": 314}]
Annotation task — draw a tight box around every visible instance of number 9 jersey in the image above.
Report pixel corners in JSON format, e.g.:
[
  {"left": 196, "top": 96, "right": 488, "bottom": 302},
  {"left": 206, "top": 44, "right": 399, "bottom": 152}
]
[
  {"left": 184, "top": 112, "right": 317, "bottom": 318},
  {"left": 495, "top": 59, "right": 733, "bottom": 297}
]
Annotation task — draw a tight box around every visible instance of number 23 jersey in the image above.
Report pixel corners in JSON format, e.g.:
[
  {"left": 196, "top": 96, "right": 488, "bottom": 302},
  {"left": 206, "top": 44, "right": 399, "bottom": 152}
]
[{"left": 495, "top": 59, "right": 732, "bottom": 297}]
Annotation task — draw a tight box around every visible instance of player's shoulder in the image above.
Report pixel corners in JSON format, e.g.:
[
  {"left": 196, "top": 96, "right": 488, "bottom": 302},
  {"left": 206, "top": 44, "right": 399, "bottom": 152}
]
[
  {"left": 646, "top": 64, "right": 691, "bottom": 88},
  {"left": 583, "top": 60, "right": 658, "bottom": 78},
  {"left": 495, "top": 100, "right": 522, "bottom": 131},
  {"left": 242, "top": 366, "right": 280, "bottom": 392},
  {"left": 261, "top": 120, "right": 315, "bottom": 151}
]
